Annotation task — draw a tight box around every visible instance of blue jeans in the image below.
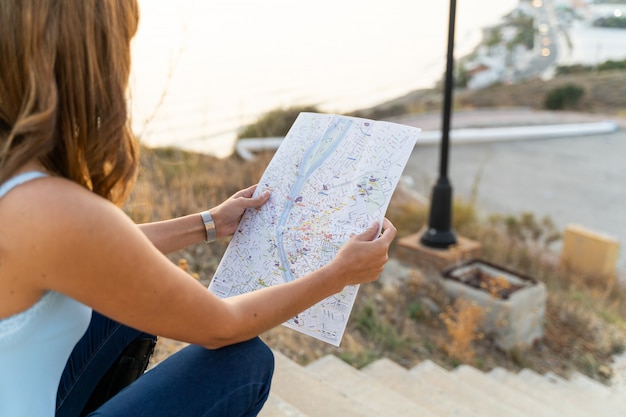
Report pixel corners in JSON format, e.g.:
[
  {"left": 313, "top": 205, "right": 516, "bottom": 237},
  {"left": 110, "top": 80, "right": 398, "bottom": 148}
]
[{"left": 57, "top": 312, "right": 274, "bottom": 417}]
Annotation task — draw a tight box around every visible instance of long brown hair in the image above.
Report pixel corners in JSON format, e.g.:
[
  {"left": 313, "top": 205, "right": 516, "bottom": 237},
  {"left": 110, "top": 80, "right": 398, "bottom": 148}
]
[{"left": 0, "top": 0, "right": 140, "bottom": 205}]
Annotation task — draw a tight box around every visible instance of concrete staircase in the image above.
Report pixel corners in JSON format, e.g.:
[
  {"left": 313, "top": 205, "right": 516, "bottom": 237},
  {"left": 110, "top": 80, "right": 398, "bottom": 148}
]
[{"left": 259, "top": 351, "right": 626, "bottom": 417}]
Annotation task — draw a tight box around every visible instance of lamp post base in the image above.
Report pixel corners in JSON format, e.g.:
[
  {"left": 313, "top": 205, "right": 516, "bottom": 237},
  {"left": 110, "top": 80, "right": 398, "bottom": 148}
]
[
  {"left": 420, "top": 227, "right": 457, "bottom": 249},
  {"left": 420, "top": 176, "right": 457, "bottom": 249},
  {"left": 397, "top": 230, "right": 481, "bottom": 272}
]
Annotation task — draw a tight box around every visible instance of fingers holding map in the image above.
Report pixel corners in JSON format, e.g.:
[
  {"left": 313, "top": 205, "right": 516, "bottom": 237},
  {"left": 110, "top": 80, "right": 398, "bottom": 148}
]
[{"left": 208, "top": 112, "right": 421, "bottom": 345}]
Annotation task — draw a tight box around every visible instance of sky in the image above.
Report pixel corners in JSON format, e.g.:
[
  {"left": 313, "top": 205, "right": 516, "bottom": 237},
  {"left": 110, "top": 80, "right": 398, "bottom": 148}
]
[{"left": 130, "top": 0, "right": 519, "bottom": 155}]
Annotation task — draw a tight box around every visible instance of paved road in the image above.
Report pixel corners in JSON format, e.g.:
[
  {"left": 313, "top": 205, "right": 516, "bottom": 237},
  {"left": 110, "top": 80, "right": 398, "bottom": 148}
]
[
  {"left": 511, "top": 0, "right": 560, "bottom": 82},
  {"left": 399, "top": 109, "right": 626, "bottom": 272}
]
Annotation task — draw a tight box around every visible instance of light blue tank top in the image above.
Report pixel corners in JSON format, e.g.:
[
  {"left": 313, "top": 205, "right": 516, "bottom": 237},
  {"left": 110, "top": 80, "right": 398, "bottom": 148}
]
[{"left": 0, "top": 171, "right": 92, "bottom": 417}]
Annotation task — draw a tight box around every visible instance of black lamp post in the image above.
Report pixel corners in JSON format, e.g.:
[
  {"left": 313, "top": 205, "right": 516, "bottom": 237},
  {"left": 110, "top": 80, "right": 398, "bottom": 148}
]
[{"left": 420, "top": 0, "right": 458, "bottom": 248}]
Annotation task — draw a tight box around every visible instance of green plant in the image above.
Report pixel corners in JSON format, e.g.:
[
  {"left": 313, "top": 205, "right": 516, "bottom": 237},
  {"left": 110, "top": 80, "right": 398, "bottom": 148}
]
[
  {"left": 354, "top": 303, "right": 408, "bottom": 354},
  {"left": 407, "top": 301, "right": 429, "bottom": 321},
  {"left": 474, "top": 357, "right": 486, "bottom": 370},
  {"left": 574, "top": 352, "right": 602, "bottom": 380},
  {"left": 543, "top": 84, "right": 585, "bottom": 110},
  {"left": 507, "top": 13, "right": 535, "bottom": 50},
  {"left": 336, "top": 350, "right": 380, "bottom": 369},
  {"left": 598, "top": 58, "right": 626, "bottom": 71},
  {"left": 593, "top": 15, "right": 626, "bottom": 29},
  {"left": 507, "top": 346, "right": 530, "bottom": 368}
]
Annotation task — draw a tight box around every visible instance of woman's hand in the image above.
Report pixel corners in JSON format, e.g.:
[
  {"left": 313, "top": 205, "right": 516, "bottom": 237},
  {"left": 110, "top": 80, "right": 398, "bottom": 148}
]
[
  {"left": 327, "top": 218, "right": 397, "bottom": 289},
  {"left": 210, "top": 185, "right": 271, "bottom": 238},
  {"left": 136, "top": 185, "right": 270, "bottom": 253},
  {"left": 213, "top": 217, "right": 398, "bottom": 347}
]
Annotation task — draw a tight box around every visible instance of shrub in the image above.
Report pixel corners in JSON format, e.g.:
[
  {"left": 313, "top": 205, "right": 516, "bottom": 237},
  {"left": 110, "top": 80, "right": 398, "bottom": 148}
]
[
  {"left": 554, "top": 64, "right": 591, "bottom": 76},
  {"left": 593, "top": 15, "right": 626, "bottom": 29},
  {"left": 236, "top": 105, "right": 320, "bottom": 139},
  {"left": 440, "top": 298, "right": 485, "bottom": 363},
  {"left": 354, "top": 303, "right": 408, "bottom": 354},
  {"left": 598, "top": 58, "right": 626, "bottom": 72},
  {"left": 543, "top": 84, "right": 584, "bottom": 110}
]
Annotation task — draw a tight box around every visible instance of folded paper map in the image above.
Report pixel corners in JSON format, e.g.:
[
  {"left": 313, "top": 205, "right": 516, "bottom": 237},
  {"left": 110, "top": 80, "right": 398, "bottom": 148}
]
[{"left": 209, "top": 112, "right": 421, "bottom": 345}]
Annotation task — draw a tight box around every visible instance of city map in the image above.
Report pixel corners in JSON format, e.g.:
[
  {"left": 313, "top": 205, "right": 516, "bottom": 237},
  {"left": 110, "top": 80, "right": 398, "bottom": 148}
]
[{"left": 208, "top": 112, "right": 421, "bottom": 345}]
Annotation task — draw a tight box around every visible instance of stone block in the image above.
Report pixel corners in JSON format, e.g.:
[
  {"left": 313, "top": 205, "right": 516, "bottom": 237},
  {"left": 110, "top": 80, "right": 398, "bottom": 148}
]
[
  {"left": 441, "top": 260, "right": 546, "bottom": 351},
  {"left": 560, "top": 224, "right": 620, "bottom": 281}
]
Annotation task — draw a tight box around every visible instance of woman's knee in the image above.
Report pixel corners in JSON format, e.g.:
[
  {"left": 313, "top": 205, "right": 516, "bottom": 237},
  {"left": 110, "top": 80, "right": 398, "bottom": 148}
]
[
  {"left": 243, "top": 337, "right": 275, "bottom": 376},
  {"left": 88, "top": 338, "right": 275, "bottom": 416},
  {"left": 217, "top": 337, "right": 275, "bottom": 385},
  {"left": 154, "top": 337, "right": 274, "bottom": 386}
]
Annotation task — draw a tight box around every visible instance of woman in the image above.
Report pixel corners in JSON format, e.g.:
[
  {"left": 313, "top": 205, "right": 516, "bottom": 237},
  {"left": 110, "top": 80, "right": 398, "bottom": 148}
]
[{"left": 0, "top": 1, "right": 397, "bottom": 416}]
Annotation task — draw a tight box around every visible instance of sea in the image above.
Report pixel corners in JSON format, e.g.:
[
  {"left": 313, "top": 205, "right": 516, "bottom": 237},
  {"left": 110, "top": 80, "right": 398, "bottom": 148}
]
[{"left": 130, "top": 0, "right": 626, "bottom": 158}]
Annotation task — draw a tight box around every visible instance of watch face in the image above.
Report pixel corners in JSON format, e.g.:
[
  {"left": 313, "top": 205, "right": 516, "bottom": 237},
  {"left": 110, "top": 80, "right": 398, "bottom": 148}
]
[{"left": 201, "top": 211, "right": 216, "bottom": 242}]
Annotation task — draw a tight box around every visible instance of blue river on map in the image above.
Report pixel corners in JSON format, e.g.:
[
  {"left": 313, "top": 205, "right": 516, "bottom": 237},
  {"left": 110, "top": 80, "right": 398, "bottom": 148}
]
[{"left": 275, "top": 118, "right": 353, "bottom": 282}]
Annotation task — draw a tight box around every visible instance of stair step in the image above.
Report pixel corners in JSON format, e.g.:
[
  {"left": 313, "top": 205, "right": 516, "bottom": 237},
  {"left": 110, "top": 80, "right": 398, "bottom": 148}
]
[
  {"left": 568, "top": 370, "right": 626, "bottom": 409},
  {"left": 411, "top": 360, "right": 527, "bottom": 417},
  {"left": 270, "top": 350, "right": 378, "bottom": 417},
  {"left": 453, "top": 365, "right": 561, "bottom": 417},
  {"left": 258, "top": 393, "right": 308, "bottom": 417},
  {"left": 569, "top": 371, "right": 613, "bottom": 396},
  {"left": 489, "top": 367, "right": 604, "bottom": 417},
  {"left": 263, "top": 349, "right": 625, "bottom": 417},
  {"left": 518, "top": 368, "right": 626, "bottom": 417},
  {"left": 306, "top": 355, "right": 438, "bottom": 417},
  {"left": 362, "top": 358, "right": 482, "bottom": 417},
  {"left": 543, "top": 370, "right": 569, "bottom": 386},
  {"left": 547, "top": 370, "right": 626, "bottom": 411}
]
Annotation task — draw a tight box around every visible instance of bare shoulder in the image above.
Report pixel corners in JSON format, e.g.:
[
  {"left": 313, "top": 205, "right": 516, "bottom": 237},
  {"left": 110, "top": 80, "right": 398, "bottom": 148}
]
[
  {"left": 0, "top": 176, "right": 136, "bottom": 314},
  {"left": 1, "top": 175, "right": 108, "bottom": 213},
  {"left": 0, "top": 175, "right": 154, "bottom": 298},
  {"left": 0, "top": 176, "right": 227, "bottom": 345},
  {"left": 0, "top": 176, "right": 130, "bottom": 246}
]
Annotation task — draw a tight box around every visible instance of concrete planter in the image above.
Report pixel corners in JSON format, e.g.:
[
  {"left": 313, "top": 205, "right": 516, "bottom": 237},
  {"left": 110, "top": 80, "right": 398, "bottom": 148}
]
[{"left": 441, "top": 259, "right": 546, "bottom": 351}]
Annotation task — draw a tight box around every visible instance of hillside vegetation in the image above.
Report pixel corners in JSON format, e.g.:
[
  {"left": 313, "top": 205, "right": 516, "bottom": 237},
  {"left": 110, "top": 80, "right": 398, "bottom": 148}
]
[
  {"left": 352, "top": 69, "right": 626, "bottom": 120},
  {"left": 136, "top": 69, "right": 626, "bottom": 383}
]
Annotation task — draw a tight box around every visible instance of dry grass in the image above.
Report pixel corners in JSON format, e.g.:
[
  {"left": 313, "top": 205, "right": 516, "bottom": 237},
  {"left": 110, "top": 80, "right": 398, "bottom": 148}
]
[
  {"left": 133, "top": 144, "right": 626, "bottom": 383},
  {"left": 440, "top": 299, "right": 485, "bottom": 363},
  {"left": 131, "top": 71, "right": 626, "bottom": 380},
  {"left": 125, "top": 147, "right": 272, "bottom": 278}
]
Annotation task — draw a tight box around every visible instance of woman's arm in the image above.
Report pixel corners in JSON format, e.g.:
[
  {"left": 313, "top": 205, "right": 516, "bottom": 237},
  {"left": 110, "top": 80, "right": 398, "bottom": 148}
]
[
  {"left": 214, "top": 219, "right": 395, "bottom": 346},
  {"left": 7, "top": 178, "right": 395, "bottom": 349},
  {"left": 137, "top": 185, "right": 270, "bottom": 254}
]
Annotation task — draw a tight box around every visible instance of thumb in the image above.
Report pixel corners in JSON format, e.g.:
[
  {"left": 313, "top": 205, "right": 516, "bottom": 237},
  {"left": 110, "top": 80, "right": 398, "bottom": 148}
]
[
  {"left": 243, "top": 190, "right": 270, "bottom": 209},
  {"left": 254, "top": 190, "right": 271, "bottom": 205},
  {"left": 355, "top": 221, "right": 380, "bottom": 242}
]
